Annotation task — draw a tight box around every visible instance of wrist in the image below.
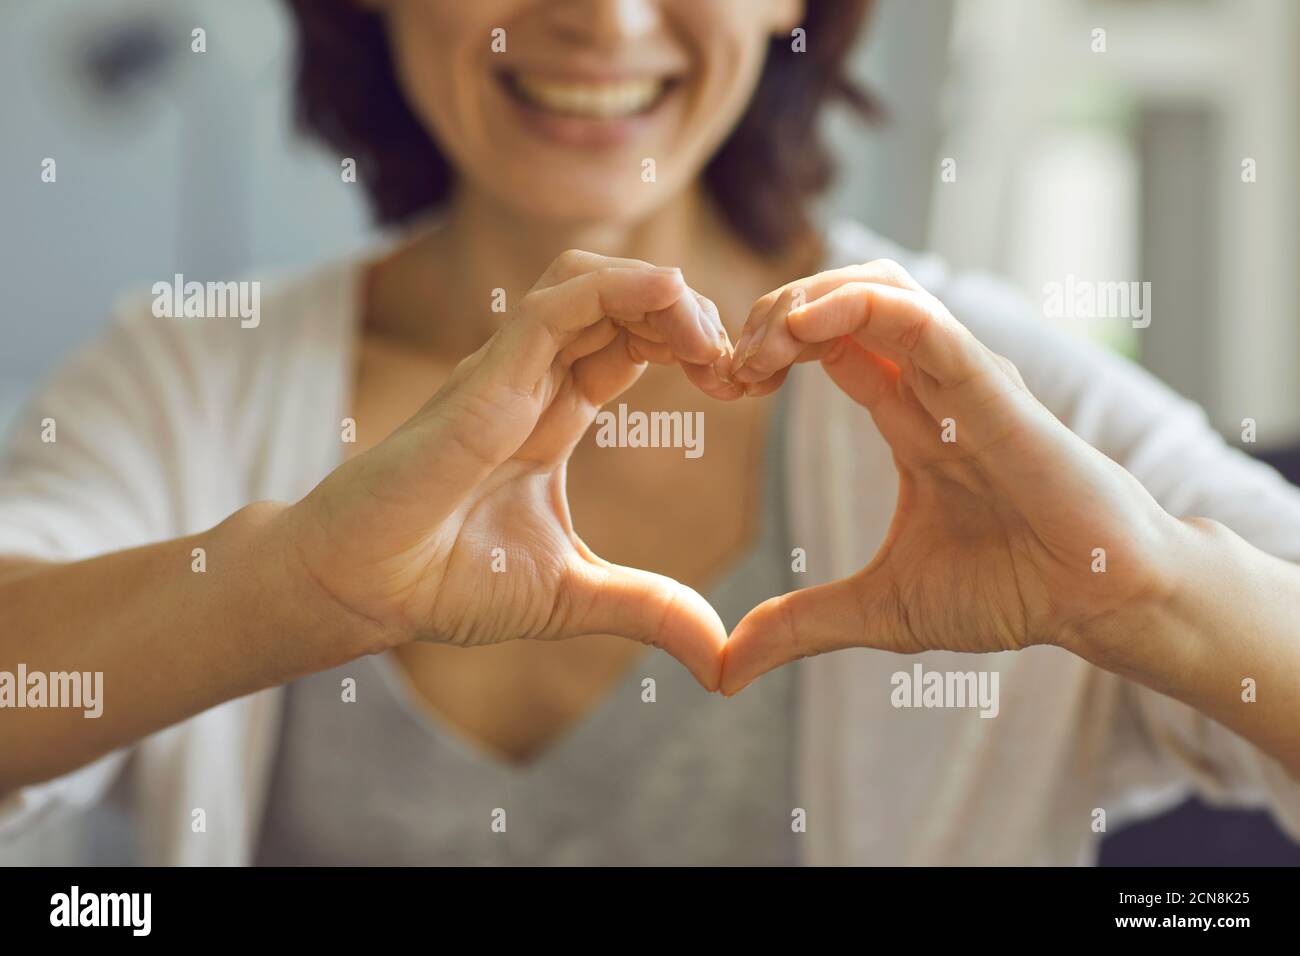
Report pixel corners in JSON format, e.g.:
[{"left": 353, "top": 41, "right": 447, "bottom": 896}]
[
  {"left": 214, "top": 502, "right": 396, "bottom": 679},
  {"left": 1065, "top": 513, "right": 1222, "bottom": 688}
]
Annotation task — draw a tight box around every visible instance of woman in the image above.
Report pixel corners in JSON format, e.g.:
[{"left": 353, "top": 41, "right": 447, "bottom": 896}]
[{"left": 2, "top": 0, "right": 1299, "bottom": 866}]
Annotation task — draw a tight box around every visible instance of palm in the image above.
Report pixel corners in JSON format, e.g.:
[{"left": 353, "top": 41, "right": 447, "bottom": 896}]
[
  {"left": 866, "top": 366, "right": 1163, "bottom": 654},
  {"left": 419, "top": 466, "right": 576, "bottom": 646}
]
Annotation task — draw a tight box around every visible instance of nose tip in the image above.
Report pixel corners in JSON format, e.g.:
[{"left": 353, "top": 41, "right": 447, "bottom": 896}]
[{"left": 547, "top": 0, "right": 662, "bottom": 44}]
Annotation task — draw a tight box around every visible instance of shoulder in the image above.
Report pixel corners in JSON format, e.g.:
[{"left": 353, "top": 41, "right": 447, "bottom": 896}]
[
  {"left": 38, "top": 252, "right": 367, "bottom": 443},
  {"left": 5, "top": 252, "right": 368, "bottom": 498},
  {"left": 101, "top": 254, "right": 362, "bottom": 378}
]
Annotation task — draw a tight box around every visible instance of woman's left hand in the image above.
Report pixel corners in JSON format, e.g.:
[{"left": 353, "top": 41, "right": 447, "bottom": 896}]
[{"left": 718, "top": 260, "right": 1186, "bottom": 694}]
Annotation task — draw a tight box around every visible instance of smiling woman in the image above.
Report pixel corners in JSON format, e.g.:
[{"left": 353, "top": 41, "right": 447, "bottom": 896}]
[
  {"left": 3, "top": 0, "right": 1300, "bottom": 871},
  {"left": 284, "top": 0, "right": 877, "bottom": 250}
]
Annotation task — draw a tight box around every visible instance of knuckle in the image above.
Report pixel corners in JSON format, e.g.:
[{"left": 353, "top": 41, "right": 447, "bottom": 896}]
[
  {"left": 775, "top": 595, "right": 813, "bottom": 661},
  {"left": 747, "top": 290, "right": 781, "bottom": 325},
  {"left": 899, "top": 307, "right": 934, "bottom": 353},
  {"left": 547, "top": 248, "right": 591, "bottom": 279},
  {"left": 556, "top": 248, "right": 588, "bottom": 269},
  {"left": 869, "top": 258, "right": 916, "bottom": 289},
  {"left": 841, "top": 280, "right": 874, "bottom": 302},
  {"left": 993, "top": 351, "right": 1026, "bottom": 386},
  {"left": 510, "top": 296, "right": 563, "bottom": 348}
]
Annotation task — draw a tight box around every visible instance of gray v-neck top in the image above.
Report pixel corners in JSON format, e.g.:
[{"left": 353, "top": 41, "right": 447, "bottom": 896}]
[{"left": 254, "top": 395, "right": 798, "bottom": 866}]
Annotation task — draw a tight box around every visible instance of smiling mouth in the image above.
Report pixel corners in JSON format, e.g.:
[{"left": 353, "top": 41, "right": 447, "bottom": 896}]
[{"left": 501, "top": 72, "right": 676, "bottom": 120}]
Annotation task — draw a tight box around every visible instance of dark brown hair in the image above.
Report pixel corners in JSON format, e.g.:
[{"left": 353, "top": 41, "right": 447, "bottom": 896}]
[{"left": 284, "top": 0, "right": 876, "bottom": 254}]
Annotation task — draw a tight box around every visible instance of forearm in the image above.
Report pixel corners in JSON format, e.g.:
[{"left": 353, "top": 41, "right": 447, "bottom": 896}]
[
  {"left": 1073, "top": 516, "right": 1300, "bottom": 778},
  {"left": 0, "top": 502, "right": 387, "bottom": 790}
]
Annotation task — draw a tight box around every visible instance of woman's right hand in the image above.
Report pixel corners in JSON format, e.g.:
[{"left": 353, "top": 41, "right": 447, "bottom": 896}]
[{"left": 282, "top": 251, "right": 737, "bottom": 689}]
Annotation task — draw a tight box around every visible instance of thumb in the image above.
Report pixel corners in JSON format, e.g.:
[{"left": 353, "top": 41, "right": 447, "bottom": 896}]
[
  {"left": 561, "top": 560, "right": 727, "bottom": 691},
  {"left": 720, "top": 574, "right": 884, "bottom": 696}
]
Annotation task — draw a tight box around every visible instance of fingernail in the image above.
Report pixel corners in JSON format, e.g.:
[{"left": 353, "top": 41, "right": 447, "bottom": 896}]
[
  {"left": 701, "top": 296, "right": 729, "bottom": 343},
  {"left": 732, "top": 330, "right": 753, "bottom": 366},
  {"left": 732, "top": 324, "right": 763, "bottom": 372},
  {"left": 740, "top": 321, "right": 767, "bottom": 364},
  {"left": 695, "top": 304, "right": 723, "bottom": 349}
]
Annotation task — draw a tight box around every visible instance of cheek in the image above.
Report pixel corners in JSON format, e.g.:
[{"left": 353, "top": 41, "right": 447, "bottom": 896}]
[
  {"left": 683, "top": 22, "right": 770, "bottom": 144},
  {"left": 383, "top": 9, "right": 483, "bottom": 157}
]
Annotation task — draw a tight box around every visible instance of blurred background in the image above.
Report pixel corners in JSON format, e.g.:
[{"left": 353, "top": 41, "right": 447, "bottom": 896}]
[{"left": 2, "top": 0, "right": 1299, "bottom": 864}]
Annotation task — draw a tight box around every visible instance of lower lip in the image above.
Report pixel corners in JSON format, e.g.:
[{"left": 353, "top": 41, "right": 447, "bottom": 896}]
[{"left": 498, "top": 77, "right": 676, "bottom": 149}]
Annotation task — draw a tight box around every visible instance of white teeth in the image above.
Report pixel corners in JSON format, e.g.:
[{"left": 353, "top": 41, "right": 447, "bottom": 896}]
[{"left": 512, "top": 74, "right": 665, "bottom": 119}]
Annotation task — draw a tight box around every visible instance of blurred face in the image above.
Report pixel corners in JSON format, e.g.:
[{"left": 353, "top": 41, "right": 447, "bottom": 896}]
[{"left": 367, "top": 0, "right": 803, "bottom": 227}]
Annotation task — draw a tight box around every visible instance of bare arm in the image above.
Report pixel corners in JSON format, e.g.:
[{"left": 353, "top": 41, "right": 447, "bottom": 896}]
[
  {"left": 718, "top": 258, "right": 1300, "bottom": 778},
  {"left": 0, "top": 502, "right": 378, "bottom": 791},
  {"left": 0, "top": 252, "right": 736, "bottom": 795},
  {"left": 1077, "top": 516, "right": 1300, "bottom": 778}
]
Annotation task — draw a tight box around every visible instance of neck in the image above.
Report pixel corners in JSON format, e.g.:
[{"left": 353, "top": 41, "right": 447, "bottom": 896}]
[
  {"left": 443, "top": 181, "right": 719, "bottom": 285},
  {"left": 369, "top": 181, "right": 794, "bottom": 356}
]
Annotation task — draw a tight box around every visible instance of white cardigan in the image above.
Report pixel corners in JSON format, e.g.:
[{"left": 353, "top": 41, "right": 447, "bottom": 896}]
[{"left": 3, "top": 221, "right": 1300, "bottom": 865}]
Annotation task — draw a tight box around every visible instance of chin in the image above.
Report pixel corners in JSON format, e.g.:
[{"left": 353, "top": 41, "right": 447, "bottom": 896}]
[{"left": 500, "top": 176, "right": 667, "bottom": 228}]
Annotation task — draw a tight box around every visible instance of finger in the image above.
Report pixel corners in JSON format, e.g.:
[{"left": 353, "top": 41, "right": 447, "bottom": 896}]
[
  {"left": 571, "top": 329, "right": 649, "bottom": 409},
  {"left": 414, "top": 269, "right": 690, "bottom": 499},
  {"left": 819, "top": 339, "right": 954, "bottom": 461},
  {"left": 733, "top": 286, "right": 780, "bottom": 369},
  {"left": 518, "top": 330, "right": 649, "bottom": 460},
  {"left": 557, "top": 316, "right": 620, "bottom": 368},
  {"left": 643, "top": 290, "right": 730, "bottom": 366},
  {"left": 536, "top": 252, "right": 720, "bottom": 355},
  {"left": 562, "top": 560, "right": 728, "bottom": 691},
  {"left": 534, "top": 249, "right": 658, "bottom": 288},
  {"left": 680, "top": 292, "right": 740, "bottom": 398},
  {"left": 626, "top": 337, "right": 675, "bottom": 365},
  {"left": 729, "top": 289, "right": 815, "bottom": 385},
  {"left": 720, "top": 577, "right": 873, "bottom": 696},
  {"left": 729, "top": 259, "right": 924, "bottom": 367},
  {"left": 485, "top": 267, "right": 704, "bottom": 398},
  {"left": 682, "top": 360, "right": 745, "bottom": 400},
  {"left": 783, "top": 258, "right": 926, "bottom": 303},
  {"left": 786, "top": 282, "right": 989, "bottom": 389},
  {"left": 819, "top": 336, "right": 900, "bottom": 410},
  {"left": 726, "top": 285, "right": 791, "bottom": 381},
  {"left": 617, "top": 319, "right": 668, "bottom": 345},
  {"left": 741, "top": 365, "right": 788, "bottom": 398}
]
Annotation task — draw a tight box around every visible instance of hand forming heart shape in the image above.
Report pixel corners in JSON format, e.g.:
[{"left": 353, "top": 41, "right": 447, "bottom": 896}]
[
  {"left": 286, "top": 251, "right": 736, "bottom": 689},
  {"left": 284, "top": 251, "right": 1181, "bottom": 696}
]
